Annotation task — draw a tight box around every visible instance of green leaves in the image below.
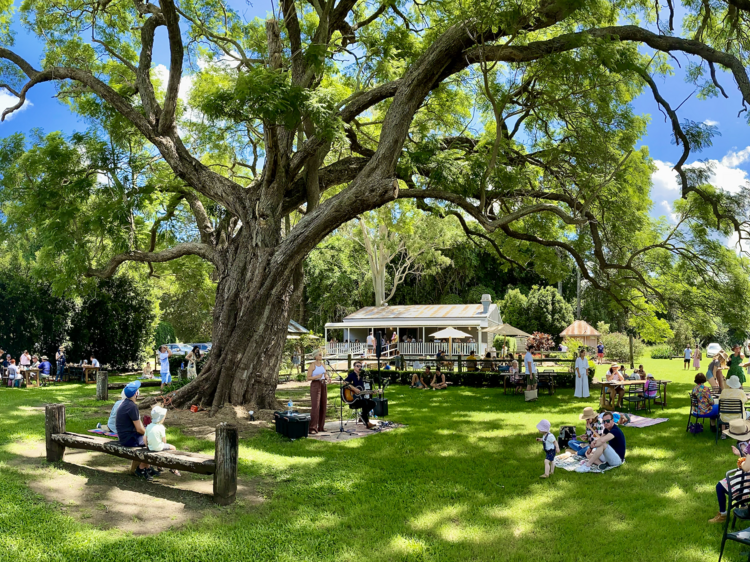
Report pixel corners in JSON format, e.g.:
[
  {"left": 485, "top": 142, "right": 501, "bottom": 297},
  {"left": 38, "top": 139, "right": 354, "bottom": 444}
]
[{"left": 200, "top": 66, "right": 341, "bottom": 136}]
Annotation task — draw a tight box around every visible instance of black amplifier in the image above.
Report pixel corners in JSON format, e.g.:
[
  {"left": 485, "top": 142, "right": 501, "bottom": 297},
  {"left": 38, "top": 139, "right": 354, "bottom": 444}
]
[{"left": 273, "top": 411, "right": 311, "bottom": 439}]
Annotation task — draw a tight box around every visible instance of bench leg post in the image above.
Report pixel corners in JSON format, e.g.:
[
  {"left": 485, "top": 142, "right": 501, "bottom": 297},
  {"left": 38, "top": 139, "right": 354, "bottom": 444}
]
[
  {"left": 45, "top": 404, "right": 66, "bottom": 462},
  {"left": 96, "top": 370, "right": 109, "bottom": 401},
  {"left": 213, "top": 423, "right": 238, "bottom": 505}
]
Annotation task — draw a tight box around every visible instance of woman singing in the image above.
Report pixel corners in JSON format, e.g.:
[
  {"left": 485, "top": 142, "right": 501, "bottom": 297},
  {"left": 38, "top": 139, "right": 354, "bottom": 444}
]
[{"left": 307, "top": 351, "right": 331, "bottom": 434}]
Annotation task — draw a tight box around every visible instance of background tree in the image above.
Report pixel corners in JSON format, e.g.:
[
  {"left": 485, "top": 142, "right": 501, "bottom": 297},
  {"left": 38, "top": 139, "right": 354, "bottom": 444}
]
[
  {"left": 354, "top": 202, "right": 454, "bottom": 306},
  {"left": 67, "top": 276, "right": 155, "bottom": 368},
  {"left": 0, "top": 264, "right": 72, "bottom": 360},
  {"left": 3, "top": 0, "right": 750, "bottom": 412}
]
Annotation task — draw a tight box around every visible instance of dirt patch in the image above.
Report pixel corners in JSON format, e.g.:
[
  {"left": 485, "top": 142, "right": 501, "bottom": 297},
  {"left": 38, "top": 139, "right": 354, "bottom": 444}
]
[
  {"left": 7, "top": 441, "right": 264, "bottom": 536},
  {"left": 164, "top": 405, "right": 276, "bottom": 441}
]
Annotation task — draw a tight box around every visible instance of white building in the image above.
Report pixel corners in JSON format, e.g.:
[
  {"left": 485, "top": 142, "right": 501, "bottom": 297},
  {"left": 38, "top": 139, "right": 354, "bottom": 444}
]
[{"left": 324, "top": 295, "right": 501, "bottom": 357}]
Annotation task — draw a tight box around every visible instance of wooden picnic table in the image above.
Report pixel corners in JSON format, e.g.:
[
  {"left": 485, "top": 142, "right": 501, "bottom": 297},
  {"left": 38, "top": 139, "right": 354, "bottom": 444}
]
[
  {"left": 599, "top": 379, "right": 672, "bottom": 409},
  {"left": 504, "top": 370, "right": 566, "bottom": 395},
  {"left": 22, "top": 368, "right": 40, "bottom": 388}
]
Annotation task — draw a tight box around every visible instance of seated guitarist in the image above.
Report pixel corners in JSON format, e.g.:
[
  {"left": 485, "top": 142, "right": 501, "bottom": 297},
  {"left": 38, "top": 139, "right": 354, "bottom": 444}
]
[{"left": 345, "top": 362, "right": 377, "bottom": 430}]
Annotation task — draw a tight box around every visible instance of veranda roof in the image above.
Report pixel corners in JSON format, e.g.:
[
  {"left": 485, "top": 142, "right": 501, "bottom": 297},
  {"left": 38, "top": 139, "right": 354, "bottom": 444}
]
[
  {"left": 325, "top": 304, "right": 500, "bottom": 329},
  {"left": 560, "top": 320, "right": 600, "bottom": 337}
]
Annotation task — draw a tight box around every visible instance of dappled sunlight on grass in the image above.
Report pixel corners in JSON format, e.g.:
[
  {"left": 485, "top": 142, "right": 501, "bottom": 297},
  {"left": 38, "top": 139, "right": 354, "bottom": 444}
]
[{"left": 2, "top": 359, "right": 750, "bottom": 560}]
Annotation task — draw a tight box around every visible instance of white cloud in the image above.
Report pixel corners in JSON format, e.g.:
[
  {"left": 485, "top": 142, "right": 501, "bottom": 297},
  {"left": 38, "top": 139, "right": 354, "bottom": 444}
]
[
  {"left": 720, "top": 147, "right": 750, "bottom": 169},
  {"left": 651, "top": 160, "right": 680, "bottom": 192},
  {"left": 153, "top": 64, "right": 193, "bottom": 103},
  {"left": 704, "top": 119, "right": 719, "bottom": 127},
  {"left": 0, "top": 91, "right": 32, "bottom": 121}
]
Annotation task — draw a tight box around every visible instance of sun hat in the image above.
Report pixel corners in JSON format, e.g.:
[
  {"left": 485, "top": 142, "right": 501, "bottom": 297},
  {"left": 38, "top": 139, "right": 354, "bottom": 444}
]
[
  {"left": 536, "top": 419, "right": 551, "bottom": 432},
  {"left": 610, "top": 363, "right": 620, "bottom": 369},
  {"left": 123, "top": 380, "right": 141, "bottom": 398},
  {"left": 727, "top": 375, "right": 742, "bottom": 389},
  {"left": 647, "top": 373, "right": 655, "bottom": 379},
  {"left": 724, "top": 419, "right": 750, "bottom": 440},
  {"left": 41, "top": 356, "right": 48, "bottom": 360},
  {"left": 150, "top": 406, "right": 167, "bottom": 424},
  {"left": 579, "top": 407, "right": 598, "bottom": 420}
]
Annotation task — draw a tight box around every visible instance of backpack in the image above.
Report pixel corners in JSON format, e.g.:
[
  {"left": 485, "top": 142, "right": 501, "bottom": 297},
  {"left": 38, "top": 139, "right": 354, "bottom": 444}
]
[
  {"left": 558, "top": 425, "right": 576, "bottom": 448},
  {"left": 688, "top": 423, "right": 704, "bottom": 434}
]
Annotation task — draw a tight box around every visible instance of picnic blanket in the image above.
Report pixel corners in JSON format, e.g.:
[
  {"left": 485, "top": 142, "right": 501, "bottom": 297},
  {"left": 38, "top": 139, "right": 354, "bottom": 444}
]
[
  {"left": 554, "top": 452, "right": 623, "bottom": 473},
  {"left": 88, "top": 429, "right": 117, "bottom": 438},
  {"left": 615, "top": 412, "right": 669, "bottom": 428}
]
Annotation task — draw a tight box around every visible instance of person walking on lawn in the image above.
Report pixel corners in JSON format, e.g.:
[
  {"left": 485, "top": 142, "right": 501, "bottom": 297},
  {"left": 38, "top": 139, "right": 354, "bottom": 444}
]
[{"left": 684, "top": 345, "right": 692, "bottom": 370}]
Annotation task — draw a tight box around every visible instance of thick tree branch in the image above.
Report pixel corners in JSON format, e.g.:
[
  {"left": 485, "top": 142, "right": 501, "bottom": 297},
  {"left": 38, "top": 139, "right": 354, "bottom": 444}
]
[
  {"left": 158, "top": 0, "right": 184, "bottom": 134},
  {"left": 86, "top": 243, "right": 219, "bottom": 278}
]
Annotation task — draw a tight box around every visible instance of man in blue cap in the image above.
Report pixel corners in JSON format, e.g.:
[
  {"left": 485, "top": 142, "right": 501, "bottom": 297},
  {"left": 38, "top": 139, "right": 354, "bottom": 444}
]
[{"left": 116, "top": 381, "right": 153, "bottom": 480}]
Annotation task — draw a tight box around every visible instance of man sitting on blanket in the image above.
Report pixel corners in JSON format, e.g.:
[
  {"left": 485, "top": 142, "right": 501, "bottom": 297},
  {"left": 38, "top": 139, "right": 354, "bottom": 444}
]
[{"left": 576, "top": 411, "right": 626, "bottom": 472}]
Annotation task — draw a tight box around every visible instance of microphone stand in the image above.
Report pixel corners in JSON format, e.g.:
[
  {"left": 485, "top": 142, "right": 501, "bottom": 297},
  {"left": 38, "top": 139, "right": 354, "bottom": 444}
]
[{"left": 335, "top": 375, "right": 356, "bottom": 439}]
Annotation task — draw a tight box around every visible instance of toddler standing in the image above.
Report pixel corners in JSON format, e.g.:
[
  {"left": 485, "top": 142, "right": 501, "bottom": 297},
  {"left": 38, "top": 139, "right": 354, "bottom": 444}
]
[
  {"left": 536, "top": 419, "right": 559, "bottom": 478},
  {"left": 144, "top": 406, "right": 181, "bottom": 476}
]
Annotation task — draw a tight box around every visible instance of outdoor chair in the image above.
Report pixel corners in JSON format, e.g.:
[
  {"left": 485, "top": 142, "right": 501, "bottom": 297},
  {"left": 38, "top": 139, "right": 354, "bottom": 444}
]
[
  {"left": 537, "top": 370, "right": 555, "bottom": 395},
  {"left": 624, "top": 384, "right": 647, "bottom": 413},
  {"left": 686, "top": 392, "right": 717, "bottom": 434},
  {"left": 643, "top": 380, "right": 662, "bottom": 411},
  {"left": 718, "top": 468, "right": 750, "bottom": 562},
  {"left": 716, "top": 399, "right": 746, "bottom": 444}
]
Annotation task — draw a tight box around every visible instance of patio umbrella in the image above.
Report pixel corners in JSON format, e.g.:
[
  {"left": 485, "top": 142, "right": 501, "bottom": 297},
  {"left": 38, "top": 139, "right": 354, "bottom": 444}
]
[{"left": 430, "top": 327, "right": 472, "bottom": 355}]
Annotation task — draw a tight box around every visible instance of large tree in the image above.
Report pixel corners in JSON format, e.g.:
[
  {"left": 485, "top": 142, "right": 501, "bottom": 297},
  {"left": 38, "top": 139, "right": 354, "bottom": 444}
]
[{"left": 2, "top": 0, "right": 750, "bottom": 413}]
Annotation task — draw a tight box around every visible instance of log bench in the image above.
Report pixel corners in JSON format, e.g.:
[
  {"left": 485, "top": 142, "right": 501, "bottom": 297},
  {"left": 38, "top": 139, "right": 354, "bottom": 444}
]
[{"left": 44, "top": 403, "right": 239, "bottom": 505}]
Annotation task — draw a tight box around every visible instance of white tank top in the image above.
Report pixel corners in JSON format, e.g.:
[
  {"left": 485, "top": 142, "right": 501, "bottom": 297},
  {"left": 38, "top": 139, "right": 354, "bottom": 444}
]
[{"left": 312, "top": 365, "right": 326, "bottom": 378}]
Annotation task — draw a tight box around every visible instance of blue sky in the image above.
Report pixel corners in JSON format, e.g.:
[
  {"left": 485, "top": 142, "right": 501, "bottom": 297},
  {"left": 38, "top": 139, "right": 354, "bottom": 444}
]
[{"left": 1, "top": 3, "right": 748, "bottom": 235}]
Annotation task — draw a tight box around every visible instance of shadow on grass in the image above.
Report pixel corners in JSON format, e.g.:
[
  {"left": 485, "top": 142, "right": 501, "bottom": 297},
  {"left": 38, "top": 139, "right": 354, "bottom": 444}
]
[{"left": 0, "top": 364, "right": 746, "bottom": 561}]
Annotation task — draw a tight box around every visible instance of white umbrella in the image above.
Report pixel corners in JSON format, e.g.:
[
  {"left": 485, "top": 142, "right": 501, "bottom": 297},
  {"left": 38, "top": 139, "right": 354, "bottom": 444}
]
[{"left": 430, "top": 327, "right": 472, "bottom": 355}]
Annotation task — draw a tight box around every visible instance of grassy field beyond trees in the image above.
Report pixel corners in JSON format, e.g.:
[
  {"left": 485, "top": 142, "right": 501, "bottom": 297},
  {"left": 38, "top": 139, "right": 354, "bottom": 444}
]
[{"left": 0, "top": 359, "right": 743, "bottom": 561}]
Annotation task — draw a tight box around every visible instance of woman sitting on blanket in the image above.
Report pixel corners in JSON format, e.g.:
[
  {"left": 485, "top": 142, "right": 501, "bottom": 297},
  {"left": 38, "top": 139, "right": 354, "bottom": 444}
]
[
  {"left": 568, "top": 407, "right": 600, "bottom": 457},
  {"left": 710, "top": 419, "right": 750, "bottom": 523}
]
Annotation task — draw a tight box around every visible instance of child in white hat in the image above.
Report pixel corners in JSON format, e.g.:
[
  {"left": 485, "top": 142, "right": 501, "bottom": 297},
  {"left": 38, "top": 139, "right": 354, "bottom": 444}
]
[
  {"left": 144, "top": 406, "right": 181, "bottom": 476},
  {"left": 536, "top": 419, "right": 559, "bottom": 478}
]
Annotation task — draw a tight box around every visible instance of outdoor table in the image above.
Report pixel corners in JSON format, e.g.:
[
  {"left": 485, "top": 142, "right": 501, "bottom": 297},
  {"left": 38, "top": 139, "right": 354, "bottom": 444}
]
[
  {"left": 67, "top": 366, "right": 83, "bottom": 382},
  {"left": 83, "top": 366, "right": 99, "bottom": 384},
  {"left": 599, "top": 380, "right": 646, "bottom": 409},
  {"left": 22, "top": 368, "right": 40, "bottom": 388},
  {"left": 655, "top": 380, "right": 671, "bottom": 407},
  {"left": 505, "top": 372, "right": 564, "bottom": 395}
]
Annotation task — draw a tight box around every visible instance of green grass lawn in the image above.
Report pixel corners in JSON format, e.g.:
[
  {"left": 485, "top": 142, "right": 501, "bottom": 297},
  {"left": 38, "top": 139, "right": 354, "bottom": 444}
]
[{"left": 0, "top": 359, "right": 743, "bottom": 561}]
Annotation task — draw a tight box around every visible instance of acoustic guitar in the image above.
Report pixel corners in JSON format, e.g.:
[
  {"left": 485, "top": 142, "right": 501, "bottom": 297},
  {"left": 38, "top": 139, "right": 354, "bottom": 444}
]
[{"left": 341, "top": 383, "right": 383, "bottom": 405}]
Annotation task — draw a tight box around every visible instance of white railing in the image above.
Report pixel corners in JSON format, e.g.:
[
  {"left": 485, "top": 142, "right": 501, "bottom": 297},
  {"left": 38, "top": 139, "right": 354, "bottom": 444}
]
[
  {"left": 326, "top": 342, "right": 367, "bottom": 356},
  {"left": 399, "top": 342, "right": 480, "bottom": 356},
  {"left": 326, "top": 342, "right": 401, "bottom": 357}
]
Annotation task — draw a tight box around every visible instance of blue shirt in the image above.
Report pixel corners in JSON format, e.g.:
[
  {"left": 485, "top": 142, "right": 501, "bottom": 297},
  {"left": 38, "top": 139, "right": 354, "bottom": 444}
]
[
  {"left": 159, "top": 352, "right": 170, "bottom": 374},
  {"left": 597, "top": 344, "right": 604, "bottom": 354},
  {"left": 604, "top": 424, "right": 626, "bottom": 460},
  {"left": 107, "top": 400, "right": 124, "bottom": 434},
  {"left": 38, "top": 361, "right": 51, "bottom": 375}
]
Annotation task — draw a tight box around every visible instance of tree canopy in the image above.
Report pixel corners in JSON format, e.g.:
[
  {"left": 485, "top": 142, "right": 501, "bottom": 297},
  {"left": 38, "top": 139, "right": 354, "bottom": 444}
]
[{"left": 2, "top": 0, "right": 750, "bottom": 410}]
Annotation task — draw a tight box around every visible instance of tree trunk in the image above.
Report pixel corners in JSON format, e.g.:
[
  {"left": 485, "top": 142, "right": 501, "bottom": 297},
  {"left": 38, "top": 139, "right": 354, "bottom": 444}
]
[
  {"left": 576, "top": 265, "right": 581, "bottom": 319},
  {"left": 164, "top": 227, "right": 304, "bottom": 415}
]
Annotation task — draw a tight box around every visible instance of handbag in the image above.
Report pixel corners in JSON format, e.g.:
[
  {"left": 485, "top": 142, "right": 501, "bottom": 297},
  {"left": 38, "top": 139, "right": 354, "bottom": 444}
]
[{"left": 525, "top": 389, "right": 538, "bottom": 402}]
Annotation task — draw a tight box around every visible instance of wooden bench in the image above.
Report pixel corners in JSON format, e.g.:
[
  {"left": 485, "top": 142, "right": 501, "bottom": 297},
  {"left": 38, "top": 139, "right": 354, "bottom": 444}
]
[{"left": 44, "top": 403, "right": 239, "bottom": 505}]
